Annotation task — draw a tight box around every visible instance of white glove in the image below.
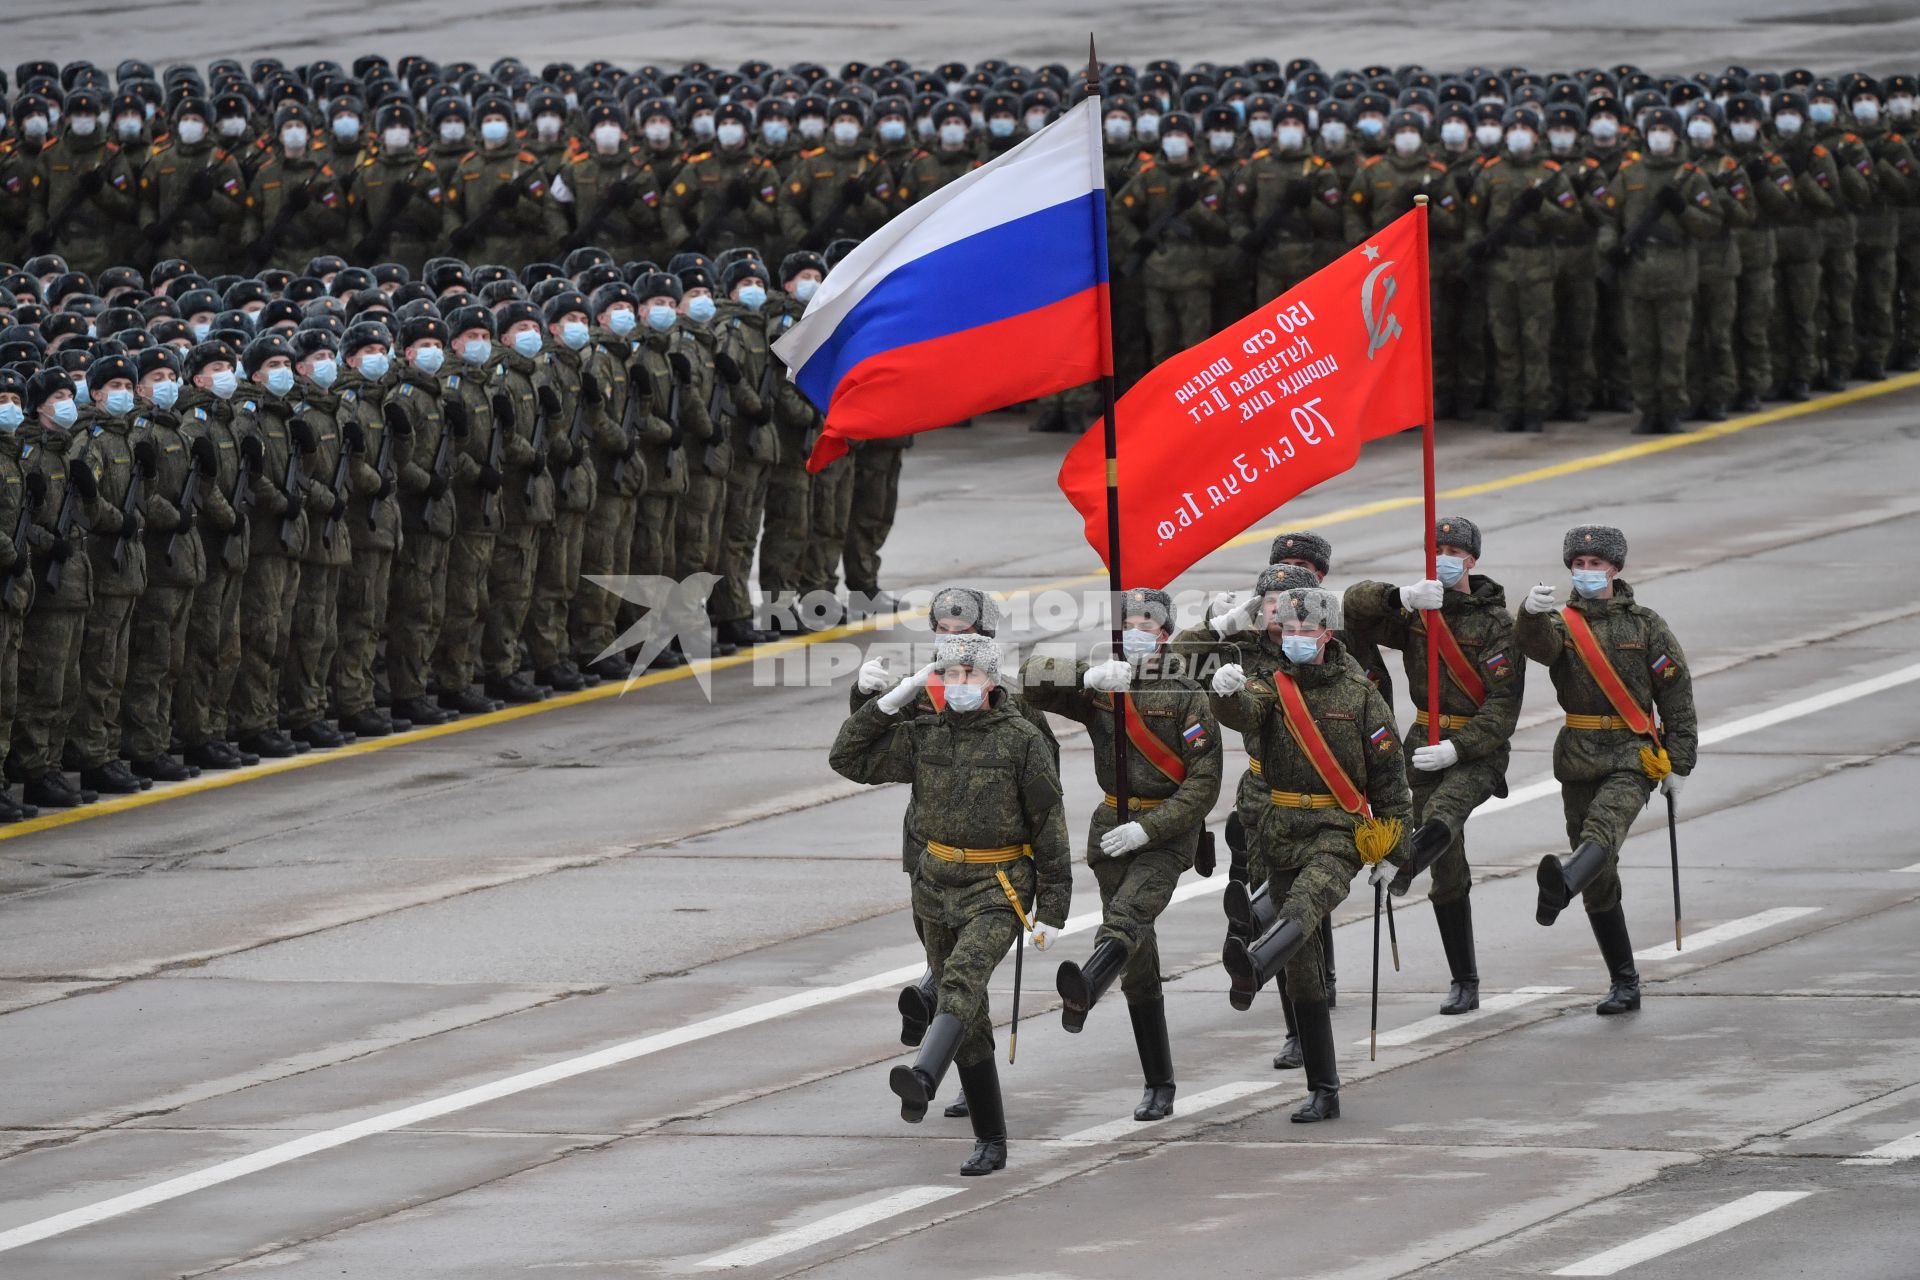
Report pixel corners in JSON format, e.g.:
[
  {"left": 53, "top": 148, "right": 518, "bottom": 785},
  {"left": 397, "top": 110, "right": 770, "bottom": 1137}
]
[
  {"left": 1099, "top": 821, "right": 1150, "bottom": 857},
  {"left": 876, "top": 663, "right": 938, "bottom": 714},
  {"left": 1211, "top": 663, "right": 1246, "bottom": 696},
  {"left": 1083, "top": 658, "right": 1132, "bottom": 692},
  {"left": 1660, "top": 772, "right": 1686, "bottom": 804},
  {"left": 1209, "top": 591, "right": 1257, "bottom": 637},
  {"left": 856, "top": 657, "right": 892, "bottom": 694},
  {"left": 1401, "top": 578, "right": 1445, "bottom": 611},
  {"left": 1412, "top": 740, "right": 1459, "bottom": 772},
  {"left": 1523, "top": 583, "right": 1558, "bottom": 615},
  {"left": 1368, "top": 860, "right": 1396, "bottom": 888},
  {"left": 1027, "top": 921, "right": 1059, "bottom": 950}
]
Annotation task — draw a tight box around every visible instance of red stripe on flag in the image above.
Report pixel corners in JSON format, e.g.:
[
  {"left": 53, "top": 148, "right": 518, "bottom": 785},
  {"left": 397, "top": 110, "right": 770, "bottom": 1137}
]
[{"left": 805, "top": 284, "right": 1111, "bottom": 471}]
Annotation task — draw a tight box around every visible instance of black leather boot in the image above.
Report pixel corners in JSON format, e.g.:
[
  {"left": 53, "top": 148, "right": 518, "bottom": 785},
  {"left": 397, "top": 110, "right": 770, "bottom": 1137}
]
[
  {"left": 1321, "top": 917, "right": 1337, "bottom": 1009},
  {"left": 1273, "top": 988, "right": 1303, "bottom": 1069},
  {"left": 1590, "top": 905, "right": 1642, "bottom": 1015},
  {"left": 898, "top": 968, "right": 937, "bottom": 1047},
  {"left": 1056, "top": 937, "right": 1127, "bottom": 1033},
  {"left": 1537, "top": 840, "right": 1609, "bottom": 926},
  {"left": 1223, "top": 879, "right": 1279, "bottom": 940},
  {"left": 943, "top": 1091, "right": 970, "bottom": 1119},
  {"left": 1389, "top": 818, "right": 1454, "bottom": 896},
  {"left": 889, "top": 1012, "right": 962, "bottom": 1124},
  {"left": 1223, "top": 917, "right": 1309, "bottom": 1009},
  {"left": 1434, "top": 895, "right": 1481, "bottom": 1015},
  {"left": 1289, "top": 998, "right": 1340, "bottom": 1122},
  {"left": 1128, "top": 998, "right": 1176, "bottom": 1121},
  {"left": 956, "top": 1057, "right": 1007, "bottom": 1175}
]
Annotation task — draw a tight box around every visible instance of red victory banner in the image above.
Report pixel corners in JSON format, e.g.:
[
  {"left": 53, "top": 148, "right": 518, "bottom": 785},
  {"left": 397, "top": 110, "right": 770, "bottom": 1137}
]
[{"left": 1059, "top": 204, "right": 1432, "bottom": 588}]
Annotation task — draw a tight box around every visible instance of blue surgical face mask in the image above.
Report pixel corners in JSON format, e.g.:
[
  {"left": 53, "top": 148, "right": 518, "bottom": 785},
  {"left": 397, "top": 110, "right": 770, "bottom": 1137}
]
[
  {"left": 944, "top": 682, "right": 985, "bottom": 712},
  {"left": 210, "top": 369, "right": 239, "bottom": 399},
  {"left": 1571, "top": 568, "right": 1611, "bottom": 598},
  {"left": 358, "top": 352, "right": 390, "bottom": 380},
  {"left": 264, "top": 366, "right": 295, "bottom": 396},
  {"left": 150, "top": 379, "right": 180, "bottom": 409},
  {"left": 736, "top": 285, "right": 766, "bottom": 310},
  {"left": 512, "top": 329, "right": 543, "bottom": 357},
  {"left": 877, "top": 119, "right": 907, "bottom": 142},
  {"left": 0, "top": 403, "right": 22, "bottom": 431},
  {"left": 309, "top": 358, "right": 337, "bottom": 389},
  {"left": 461, "top": 338, "right": 491, "bottom": 366},
  {"left": 104, "top": 388, "right": 136, "bottom": 416},
  {"left": 52, "top": 398, "right": 79, "bottom": 426},
  {"left": 1435, "top": 553, "right": 1466, "bottom": 587},
  {"left": 191, "top": 322, "right": 210, "bottom": 341},
  {"left": 1120, "top": 627, "right": 1160, "bottom": 659},
  {"left": 646, "top": 305, "right": 676, "bottom": 332},
  {"left": 685, "top": 296, "right": 716, "bottom": 324},
  {"left": 1357, "top": 115, "right": 1385, "bottom": 137},
  {"left": 560, "top": 320, "right": 590, "bottom": 350},
  {"left": 72, "top": 378, "right": 88, "bottom": 401},
  {"left": 1808, "top": 101, "right": 1836, "bottom": 126},
  {"left": 793, "top": 278, "right": 819, "bottom": 303},
  {"left": 607, "top": 308, "right": 637, "bottom": 335},
  {"left": 1281, "top": 634, "right": 1322, "bottom": 663},
  {"left": 988, "top": 116, "right": 1015, "bottom": 137},
  {"left": 480, "top": 118, "right": 510, "bottom": 146},
  {"left": 412, "top": 345, "right": 445, "bottom": 374}
]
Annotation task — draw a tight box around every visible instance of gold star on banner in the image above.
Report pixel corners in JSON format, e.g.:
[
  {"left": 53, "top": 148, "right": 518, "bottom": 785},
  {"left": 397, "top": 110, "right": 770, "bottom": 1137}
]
[{"left": 1362, "top": 244, "right": 1381, "bottom": 260}]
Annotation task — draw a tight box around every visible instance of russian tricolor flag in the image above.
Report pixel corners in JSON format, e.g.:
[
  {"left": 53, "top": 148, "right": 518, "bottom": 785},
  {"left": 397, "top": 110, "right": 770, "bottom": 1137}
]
[{"left": 774, "top": 97, "right": 1111, "bottom": 472}]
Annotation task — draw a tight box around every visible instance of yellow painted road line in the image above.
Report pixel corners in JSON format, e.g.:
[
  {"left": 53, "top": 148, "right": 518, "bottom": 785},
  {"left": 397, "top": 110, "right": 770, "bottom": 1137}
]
[{"left": 6, "top": 371, "right": 1917, "bottom": 843}]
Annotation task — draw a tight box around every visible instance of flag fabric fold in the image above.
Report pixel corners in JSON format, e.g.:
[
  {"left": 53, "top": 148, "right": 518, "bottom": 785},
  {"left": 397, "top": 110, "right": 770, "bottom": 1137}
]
[
  {"left": 1058, "top": 205, "right": 1432, "bottom": 588},
  {"left": 773, "top": 98, "right": 1111, "bottom": 471}
]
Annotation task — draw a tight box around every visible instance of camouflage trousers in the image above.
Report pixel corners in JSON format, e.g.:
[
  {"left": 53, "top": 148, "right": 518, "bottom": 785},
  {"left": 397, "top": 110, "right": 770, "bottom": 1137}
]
[
  {"left": 572, "top": 492, "right": 636, "bottom": 661},
  {"left": 757, "top": 464, "right": 810, "bottom": 601},
  {"left": 1265, "top": 845, "right": 1358, "bottom": 1003},
  {"left": 524, "top": 511, "right": 584, "bottom": 672},
  {"left": 1625, "top": 248, "right": 1698, "bottom": 417},
  {"left": 385, "top": 534, "right": 449, "bottom": 701},
  {"left": 713, "top": 457, "right": 771, "bottom": 624},
  {"left": 481, "top": 525, "right": 540, "bottom": 681},
  {"left": 1689, "top": 242, "right": 1740, "bottom": 413},
  {"left": 1090, "top": 845, "right": 1186, "bottom": 1003},
  {"left": 231, "top": 553, "right": 298, "bottom": 739},
  {"left": 70, "top": 593, "right": 137, "bottom": 766},
  {"left": 1144, "top": 285, "right": 1212, "bottom": 365},
  {"left": 1818, "top": 217, "right": 1859, "bottom": 374},
  {"left": 1550, "top": 241, "right": 1599, "bottom": 414},
  {"left": 801, "top": 453, "right": 854, "bottom": 595},
  {"left": 921, "top": 906, "right": 1021, "bottom": 1070},
  {"left": 122, "top": 584, "right": 194, "bottom": 761},
  {"left": 332, "top": 548, "right": 393, "bottom": 718},
  {"left": 841, "top": 446, "right": 902, "bottom": 594},
  {"left": 1433, "top": 255, "right": 1484, "bottom": 414},
  {"left": 176, "top": 561, "right": 243, "bottom": 747},
  {"left": 0, "top": 609, "right": 17, "bottom": 766},
  {"left": 1487, "top": 248, "right": 1557, "bottom": 416},
  {"left": 1854, "top": 236, "right": 1898, "bottom": 368},
  {"left": 630, "top": 493, "right": 677, "bottom": 577},
  {"left": 1732, "top": 232, "right": 1778, "bottom": 399},
  {"left": 1409, "top": 754, "right": 1506, "bottom": 907},
  {"left": 282, "top": 562, "right": 342, "bottom": 726},
  {"left": 9, "top": 604, "right": 84, "bottom": 774},
  {"left": 674, "top": 472, "right": 726, "bottom": 581},
  {"left": 431, "top": 530, "right": 495, "bottom": 691},
  {"left": 1560, "top": 769, "right": 1657, "bottom": 915}
]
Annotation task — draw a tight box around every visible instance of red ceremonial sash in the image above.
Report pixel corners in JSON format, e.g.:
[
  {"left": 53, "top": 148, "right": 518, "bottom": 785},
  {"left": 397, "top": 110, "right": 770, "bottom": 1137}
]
[
  {"left": 1121, "top": 693, "right": 1187, "bottom": 786},
  {"left": 1270, "top": 671, "right": 1368, "bottom": 816},
  {"left": 1420, "top": 610, "right": 1487, "bottom": 706},
  {"left": 925, "top": 672, "right": 945, "bottom": 711},
  {"left": 1561, "top": 607, "right": 1659, "bottom": 744}
]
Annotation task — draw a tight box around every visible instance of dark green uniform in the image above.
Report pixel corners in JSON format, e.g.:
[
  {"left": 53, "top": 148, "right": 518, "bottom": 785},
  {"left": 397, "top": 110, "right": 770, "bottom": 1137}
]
[
  {"left": 0, "top": 434, "right": 30, "bottom": 787},
  {"left": 1809, "top": 123, "right": 1875, "bottom": 383},
  {"left": 29, "top": 129, "right": 138, "bottom": 274},
  {"left": 429, "top": 358, "right": 501, "bottom": 698},
  {"left": 1212, "top": 639, "right": 1411, "bottom": 1003},
  {"left": 526, "top": 341, "right": 603, "bottom": 680},
  {"left": 1515, "top": 581, "right": 1698, "bottom": 911},
  {"left": 280, "top": 386, "right": 347, "bottom": 732},
  {"left": 383, "top": 369, "right": 456, "bottom": 707},
  {"left": 757, "top": 298, "right": 818, "bottom": 608},
  {"left": 1849, "top": 121, "right": 1918, "bottom": 375},
  {"left": 1771, "top": 134, "right": 1843, "bottom": 392},
  {"left": 554, "top": 148, "right": 665, "bottom": 262},
  {"left": 1612, "top": 152, "right": 1717, "bottom": 422},
  {"left": 445, "top": 145, "right": 552, "bottom": 267},
  {"left": 69, "top": 408, "right": 147, "bottom": 771},
  {"left": 777, "top": 142, "right": 894, "bottom": 250},
  {"left": 1470, "top": 151, "right": 1578, "bottom": 424},
  {"left": 1548, "top": 150, "right": 1609, "bottom": 418},
  {"left": 480, "top": 345, "right": 555, "bottom": 688},
  {"left": 671, "top": 321, "right": 731, "bottom": 587},
  {"left": 121, "top": 404, "right": 206, "bottom": 766},
  {"left": 662, "top": 146, "right": 781, "bottom": 257},
  {"left": 712, "top": 302, "right": 778, "bottom": 630},
  {"left": 1724, "top": 139, "right": 1797, "bottom": 403},
  {"left": 173, "top": 387, "right": 248, "bottom": 755},
  {"left": 229, "top": 388, "right": 318, "bottom": 743},
  {"left": 569, "top": 329, "right": 652, "bottom": 667},
  {"left": 137, "top": 136, "right": 249, "bottom": 274},
  {"left": 346, "top": 146, "right": 447, "bottom": 276},
  {"left": 330, "top": 368, "right": 404, "bottom": 723},
  {"left": 1116, "top": 151, "right": 1228, "bottom": 364},
  {"left": 243, "top": 145, "right": 349, "bottom": 272},
  {"left": 1688, "top": 147, "right": 1757, "bottom": 417}
]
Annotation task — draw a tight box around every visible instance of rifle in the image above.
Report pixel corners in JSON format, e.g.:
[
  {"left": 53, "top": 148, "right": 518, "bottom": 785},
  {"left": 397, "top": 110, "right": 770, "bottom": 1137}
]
[
  {"left": 321, "top": 426, "right": 356, "bottom": 550},
  {"left": 279, "top": 421, "right": 311, "bottom": 553},
  {"left": 555, "top": 375, "right": 597, "bottom": 490},
  {"left": 610, "top": 361, "right": 649, "bottom": 488},
  {"left": 164, "top": 437, "right": 213, "bottom": 567},
  {"left": 679, "top": 174, "right": 757, "bottom": 252},
  {"left": 246, "top": 174, "right": 323, "bottom": 272},
  {"left": 420, "top": 402, "right": 462, "bottom": 517},
  {"left": 564, "top": 175, "right": 635, "bottom": 251},
  {"left": 39, "top": 467, "right": 83, "bottom": 595},
  {"left": 352, "top": 176, "right": 416, "bottom": 262},
  {"left": 480, "top": 392, "right": 510, "bottom": 527},
  {"left": 31, "top": 165, "right": 111, "bottom": 253},
  {"left": 220, "top": 434, "right": 262, "bottom": 568},
  {"left": 1122, "top": 180, "right": 1203, "bottom": 273},
  {"left": 1467, "top": 176, "right": 1552, "bottom": 262},
  {"left": 798, "top": 169, "right": 882, "bottom": 251},
  {"left": 447, "top": 176, "right": 529, "bottom": 252},
  {"left": 704, "top": 350, "right": 738, "bottom": 477},
  {"left": 662, "top": 353, "right": 690, "bottom": 485},
  {"left": 4, "top": 471, "right": 45, "bottom": 602},
  {"left": 524, "top": 384, "right": 554, "bottom": 506},
  {"left": 1598, "top": 175, "right": 1689, "bottom": 287},
  {"left": 747, "top": 348, "right": 779, "bottom": 457},
  {"left": 1234, "top": 195, "right": 1304, "bottom": 259},
  {"left": 367, "top": 406, "right": 401, "bottom": 532},
  {"left": 113, "top": 441, "right": 153, "bottom": 574}
]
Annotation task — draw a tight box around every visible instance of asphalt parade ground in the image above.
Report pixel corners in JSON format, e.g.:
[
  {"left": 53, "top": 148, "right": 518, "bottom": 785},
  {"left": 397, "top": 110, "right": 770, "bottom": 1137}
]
[{"left": 1, "top": 373, "right": 1917, "bottom": 1277}]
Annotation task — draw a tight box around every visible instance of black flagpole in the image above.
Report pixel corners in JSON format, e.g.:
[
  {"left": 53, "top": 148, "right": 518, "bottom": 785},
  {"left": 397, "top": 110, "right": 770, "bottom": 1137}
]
[{"left": 1088, "top": 34, "right": 1130, "bottom": 817}]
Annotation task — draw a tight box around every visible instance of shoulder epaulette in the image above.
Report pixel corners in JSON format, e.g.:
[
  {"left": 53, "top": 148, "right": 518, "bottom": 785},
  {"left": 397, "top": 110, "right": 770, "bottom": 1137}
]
[
  {"left": 687, "top": 150, "right": 712, "bottom": 163},
  {"left": 799, "top": 146, "right": 826, "bottom": 158},
  {"left": 1483, "top": 155, "right": 1503, "bottom": 168},
  {"left": 1358, "top": 154, "right": 1383, "bottom": 168},
  {"left": 1138, "top": 159, "right": 1157, "bottom": 173},
  {"left": 1251, "top": 148, "right": 1271, "bottom": 160},
  {"left": 1542, "top": 159, "right": 1562, "bottom": 170},
  {"left": 1813, "top": 144, "right": 1830, "bottom": 156},
  {"left": 517, "top": 150, "right": 539, "bottom": 163}
]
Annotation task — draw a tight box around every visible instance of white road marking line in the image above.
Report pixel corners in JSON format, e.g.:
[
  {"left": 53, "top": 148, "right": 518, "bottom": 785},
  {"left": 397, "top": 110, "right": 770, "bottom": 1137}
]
[
  {"left": 1356, "top": 987, "right": 1574, "bottom": 1049},
  {"left": 1632, "top": 907, "right": 1820, "bottom": 962},
  {"left": 4, "top": 662, "right": 1910, "bottom": 1254},
  {"left": 1840, "top": 1129, "right": 1920, "bottom": 1166},
  {"left": 696, "top": 1186, "right": 963, "bottom": 1270},
  {"left": 1894, "top": 862, "right": 1920, "bottom": 874},
  {"left": 1049, "top": 1080, "right": 1277, "bottom": 1147},
  {"left": 1550, "top": 1190, "right": 1815, "bottom": 1275}
]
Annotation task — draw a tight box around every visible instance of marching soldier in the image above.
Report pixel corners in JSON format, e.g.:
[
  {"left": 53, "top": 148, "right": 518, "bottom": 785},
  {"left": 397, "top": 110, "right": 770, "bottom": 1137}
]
[
  {"left": 330, "top": 323, "right": 410, "bottom": 738},
  {"left": 555, "top": 104, "right": 664, "bottom": 263},
  {"left": 1025, "top": 587, "right": 1221, "bottom": 1123},
  {"left": 0, "top": 370, "right": 37, "bottom": 821},
  {"left": 1343, "top": 517, "right": 1523, "bottom": 1016},
  {"left": 383, "top": 315, "right": 461, "bottom": 729},
  {"left": 1518, "top": 526, "right": 1696, "bottom": 1016},
  {"left": 348, "top": 104, "right": 446, "bottom": 276},
  {"left": 1116, "top": 112, "right": 1228, "bottom": 365},
  {"left": 1212, "top": 585, "right": 1411, "bottom": 1122},
  {"left": 479, "top": 301, "right": 557, "bottom": 705},
  {"left": 711, "top": 257, "right": 779, "bottom": 648},
  {"left": 29, "top": 87, "right": 139, "bottom": 274},
  {"left": 138, "top": 97, "right": 249, "bottom": 274},
  {"left": 756, "top": 255, "right": 823, "bottom": 627},
  {"left": 1722, "top": 94, "right": 1796, "bottom": 411},
  {"left": 244, "top": 105, "right": 349, "bottom": 273},
  {"left": 445, "top": 96, "right": 554, "bottom": 267},
  {"left": 831, "top": 632, "right": 1073, "bottom": 1176},
  {"left": 429, "top": 304, "right": 506, "bottom": 715},
  {"left": 779, "top": 98, "right": 894, "bottom": 251},
  {"left": 525, "top": 290, "right": 607, "bottom": 689},
  {"left": 282, "top": 332, "right": 349, "bottom": 749}
]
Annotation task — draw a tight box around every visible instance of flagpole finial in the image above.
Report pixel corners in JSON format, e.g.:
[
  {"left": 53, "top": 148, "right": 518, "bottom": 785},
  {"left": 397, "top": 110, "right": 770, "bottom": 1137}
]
[
  {"left": 1415, "top": 194, "right": 1429, "bottom": 207},
  {"left": 1087, "top": 33, "right": 1100, "bottom": 96}
]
